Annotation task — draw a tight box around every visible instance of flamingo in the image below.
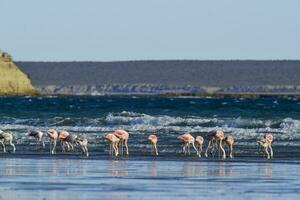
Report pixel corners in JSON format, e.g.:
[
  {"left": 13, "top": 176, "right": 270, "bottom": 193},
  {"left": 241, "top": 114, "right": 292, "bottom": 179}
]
[
  {"left": 47, "top": 129, "right": 59, "bottom": 154},
  {"left": 177, "top": 133, "right": 199, "bottom": 157},
  {"left": 58, "top": 130, "right": 74, "bottom": 152},
  {"left": 105, "top": 133, "right": 120, "bottom": 156},
  {"left": 148, "top": 134, "right": 158, "bottom": 156},
  {"left": 0, "top": 130, "right": 16, "bottom": 153},
  {"left": 112, "top": 130, "right": 129, "bottom": 155},
  {"left": 205, "top": 130, "right": 226, "bottom": 159},
  {"left": 28, "top": 130, "right": 45, "bottom": 148},
  {"left": 224, "top": 135, "right": 234, "bottom": 158},
  {"left": 195, "top": 136, "right": 204, "bottom": 157},
  {"left": 257, "top": 133, "right": 273, "bottom": 159},
  {"left": 74, "top": 135, "right": 89, "bottom": 157}
]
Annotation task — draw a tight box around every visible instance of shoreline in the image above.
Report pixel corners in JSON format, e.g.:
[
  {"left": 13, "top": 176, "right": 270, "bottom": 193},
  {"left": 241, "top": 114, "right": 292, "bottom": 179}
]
[
  {"left": 2, "top": 154, "right": 300, "bottom": 164},
  {"left": 2, "top": 92, "right": 300, "bottom": 98},
  {"left": 2, "top": 152, "right": 300, "bottom": 160}
]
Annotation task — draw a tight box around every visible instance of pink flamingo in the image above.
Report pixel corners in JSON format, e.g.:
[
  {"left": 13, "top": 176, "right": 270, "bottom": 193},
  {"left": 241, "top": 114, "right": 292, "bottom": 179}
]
[
  {"left": 58, "top": 130, "right": 74, "bottom": 152},
  {"left": 195, "top": 136, "right": 204, "bottom": 157},
  {"left": 0, "top": 130, "right": 16, "bottom": 153},
  {"left": 28, "top": 130, "right": 45, "bottom": 148},
  {"left": 258, "top": 133, "right": 273, "bottom": 159},
  {"left": 205, "top": 130, "right": 226, "bottom": 159},
  {"left": 224, "top": 135, "right": 234, "bottom": 158},
  {"left": 112, "top": 130, "right": 129, "bottom": 155},
  {"left": 148, "top": 134, "right": 158, "bottom": 156},
  {"left": 105, "top": 133, "right": 119, "bottom": 156},
  {"left": 74, "top": 135, "right": 89, "bottom": 157},
  {"left": 177, "top": 133, "right": 199, "bottom": 157}
]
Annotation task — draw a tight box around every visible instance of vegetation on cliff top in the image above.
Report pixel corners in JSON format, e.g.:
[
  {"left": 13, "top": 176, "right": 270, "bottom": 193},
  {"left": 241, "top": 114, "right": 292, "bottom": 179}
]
[{"left": 0, "top": 51, "right": 38, "bottom": 96}]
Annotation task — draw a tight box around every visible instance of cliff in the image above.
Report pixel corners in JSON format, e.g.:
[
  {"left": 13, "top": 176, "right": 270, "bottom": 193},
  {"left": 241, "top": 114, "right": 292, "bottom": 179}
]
[{"left": 0, "top": 51, "right": 38, "bottom": 96}]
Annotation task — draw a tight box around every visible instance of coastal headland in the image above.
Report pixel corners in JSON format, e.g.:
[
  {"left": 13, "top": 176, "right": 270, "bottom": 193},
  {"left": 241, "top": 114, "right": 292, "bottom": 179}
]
[
  {"left": 2, "top": 51, "right": 300, "bottom": 97},
  {"left": 0, "top": 52, "right": 38, "bottom": 96}
]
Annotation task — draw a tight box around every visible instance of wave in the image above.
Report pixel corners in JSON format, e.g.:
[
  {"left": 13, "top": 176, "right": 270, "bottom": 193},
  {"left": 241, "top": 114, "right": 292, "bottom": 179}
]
[
  {"left": 105, "top": 111, "right": 221, "bottom": 126},
  {"left": 1, "top": 111, "right": 300, "bottom": 132},
  {"left": 2, "top": 112, "right": 300, "bottom": 147},
  {"left": 0, "top": 112, "right": 299, "bottom": 129},
  {"left": 280, "top": 118, "right": 300, "bottom": 131}
]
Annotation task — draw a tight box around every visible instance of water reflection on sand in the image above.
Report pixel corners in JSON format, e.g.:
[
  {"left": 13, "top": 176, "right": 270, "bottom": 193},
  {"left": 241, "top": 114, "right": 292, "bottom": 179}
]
[
  {"left": 0, "top": 157, "right": 299, "bottom": 200},
  {"left": 110, "top": 160, "right": 129, "bottom": 176}
]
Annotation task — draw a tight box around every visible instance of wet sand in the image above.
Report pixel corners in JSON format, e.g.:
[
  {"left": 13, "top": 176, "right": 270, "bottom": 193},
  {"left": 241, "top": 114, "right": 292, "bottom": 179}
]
[{"left": 0, "top": 157, "right": 299, "bottom": 200}]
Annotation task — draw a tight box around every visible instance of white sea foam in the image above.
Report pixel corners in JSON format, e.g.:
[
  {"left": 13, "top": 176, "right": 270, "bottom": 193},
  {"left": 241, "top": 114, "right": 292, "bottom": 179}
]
[
  {"left": 280, "top": 118, "right": 300, "bottom": 131},
  {"left": 2, "top": 113, "right": 300, "bottom": 147},
  {"left": 105, "top": 111, "right": 220, "bottom": 126}
]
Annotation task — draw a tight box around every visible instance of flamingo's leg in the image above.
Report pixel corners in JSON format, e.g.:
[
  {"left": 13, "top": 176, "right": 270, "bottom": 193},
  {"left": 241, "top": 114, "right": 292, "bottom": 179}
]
[
  {"left": 219, "top": 140, "right": 226, "bottom": 159},
  {"left": 199, "top": 144, "right": 203, "bottom": 157},
  {"left": 269, "top": 144, "right": 273, "bottom": 159},
  {"left": 61, "top": 141, "right": 65, "bottom": 152},
  {"left": 114, "top": 143, "right": 119, "bottom": 156},
  {"left": 85, "top": 146, "right": 89, "bottom": 157},
  {"left": 218, "top": 141, "right": 221, "bottom": 159},
  {"left": 121, "top": 140, "right": 124, "bottom": 155},
  {"left": 184, "top": 143, "right": 188, "bottom": 155},
  {"left": 111, "top": 143, "right": 115, "bottom": 156},
  {"left": 81, "top": 145, "right": 85, "bottom": 155},
  {"left": 264, "top": 146, "right": 270, "bottom": 159},
  {"left": 116, "top": 142, "right": 119, "bottom": 156},
  {"left": 182, "top": 144, "right": 186, "bottom": 154},
  {"left": 52, "top": 139, "right": 57, "bottom": 155},
  {"left": 49, "top": 139, "right": 52, "bottom": 154},
  {"left": 124, "top": 140, "right": 129, "bottom": 155},
  {"left": 66, "top": 142, "right": 70, "bottom": 152},
  {"left": 70, "top": 142, "right": 74, "bottom": 151},
  {"left": 258, "top": 142, "right": 265, "bottom": 157},
  {"left": 42, "top": 140, "right": 45, "bottom": 148},
  {"left": 229, "top": 144, "right": 233, "bottom": 158},
  {"left": 192, "top": 142, "right": 199, "bottom": 157},
  {"left": 9, "top": 140, "right": 16, "bottom": 153},
  {"left": 64, "top": 142, "right": 68, "bottom": 152},
  {"left": 1, "top": 141, "right": 6, "bottom": 153},
  {"left": 154, "top": 143, "right": 158, "bottom": 156},
  {"left": 112, "top": 143, "right": 115, "bottom": 156},
  {"left": 205, "top": 140, "right": 212, "bottom": 157}
]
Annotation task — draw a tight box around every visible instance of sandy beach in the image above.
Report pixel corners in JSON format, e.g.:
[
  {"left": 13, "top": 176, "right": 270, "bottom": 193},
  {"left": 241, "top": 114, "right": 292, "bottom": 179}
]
[{"left": 1, "top": 156, "right": 300, "bottom": 200}]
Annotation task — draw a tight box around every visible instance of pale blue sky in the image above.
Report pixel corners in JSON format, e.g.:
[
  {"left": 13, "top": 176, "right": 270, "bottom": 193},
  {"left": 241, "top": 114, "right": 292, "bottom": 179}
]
[{"left": 1, "top": 0, "right": 300, "bottom": 61}]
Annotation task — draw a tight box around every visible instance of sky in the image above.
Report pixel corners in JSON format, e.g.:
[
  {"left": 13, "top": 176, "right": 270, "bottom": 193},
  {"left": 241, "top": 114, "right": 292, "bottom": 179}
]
[{"left": 1, "top": 0, "right": 300, "bottom": 61}]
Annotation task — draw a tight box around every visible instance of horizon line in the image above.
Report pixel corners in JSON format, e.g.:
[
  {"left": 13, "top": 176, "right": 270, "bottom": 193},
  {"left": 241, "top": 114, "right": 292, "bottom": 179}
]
[{"left": 15, "top": 59, "right": 300, "bottom": 63}]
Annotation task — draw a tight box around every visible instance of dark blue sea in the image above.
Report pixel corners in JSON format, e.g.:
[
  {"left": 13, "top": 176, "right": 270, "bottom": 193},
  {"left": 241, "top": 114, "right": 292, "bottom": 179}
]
[{"left": 1, "top": 96, "right": 300, "bottom": 199}]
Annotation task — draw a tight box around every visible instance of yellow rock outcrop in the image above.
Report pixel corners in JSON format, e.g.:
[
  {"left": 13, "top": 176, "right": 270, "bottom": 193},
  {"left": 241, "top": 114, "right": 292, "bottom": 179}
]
[{"left": 0, "top": 51, "right": 38, "bottom": 95}]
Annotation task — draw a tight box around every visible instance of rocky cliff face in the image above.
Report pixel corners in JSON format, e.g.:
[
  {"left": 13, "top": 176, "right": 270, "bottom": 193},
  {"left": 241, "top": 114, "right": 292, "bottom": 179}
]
[
  {"left": 36, "top": 84, "right": 300, "bottom": 96},
  {"left": 0, "top": 51, "right": 38, "bottom": 96},
  {"left": 37, "top": 84, "right": 207, "bottom": 95}
]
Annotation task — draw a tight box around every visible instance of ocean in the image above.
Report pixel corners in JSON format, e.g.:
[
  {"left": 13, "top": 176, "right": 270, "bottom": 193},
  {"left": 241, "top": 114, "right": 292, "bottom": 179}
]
[{"left": 1, "top": 96, "right": 300, "bottom": 199}]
